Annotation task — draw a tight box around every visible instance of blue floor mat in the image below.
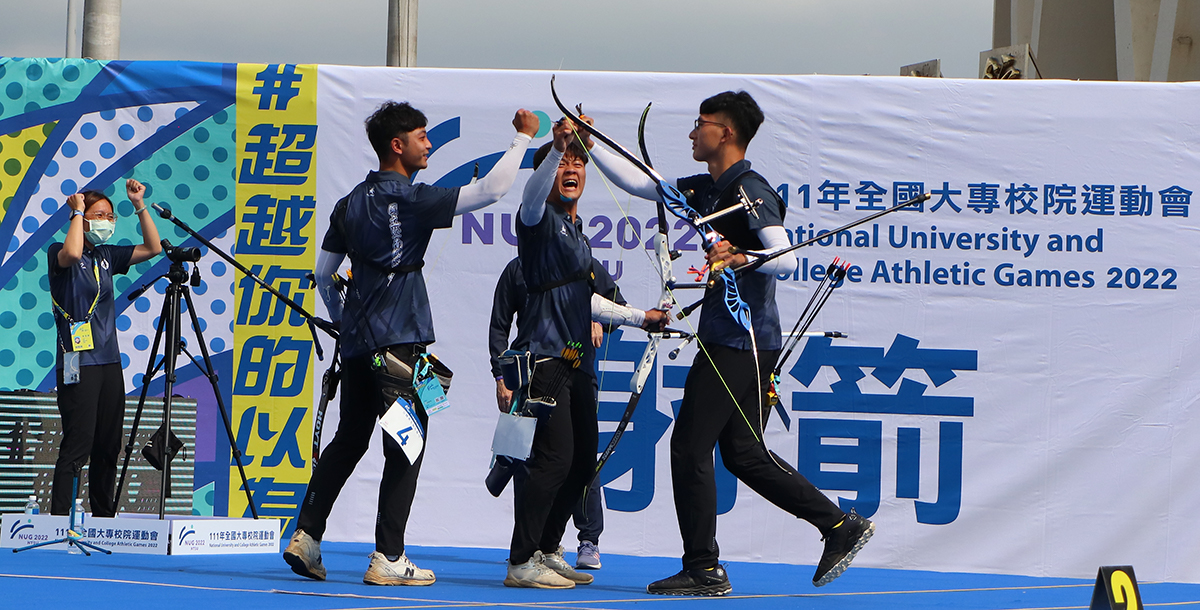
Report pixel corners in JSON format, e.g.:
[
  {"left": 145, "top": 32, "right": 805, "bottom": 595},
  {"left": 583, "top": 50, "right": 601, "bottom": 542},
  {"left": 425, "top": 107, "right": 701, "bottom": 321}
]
[{"left": 2, "top": 541, "right": 1198, "bottom": 609}]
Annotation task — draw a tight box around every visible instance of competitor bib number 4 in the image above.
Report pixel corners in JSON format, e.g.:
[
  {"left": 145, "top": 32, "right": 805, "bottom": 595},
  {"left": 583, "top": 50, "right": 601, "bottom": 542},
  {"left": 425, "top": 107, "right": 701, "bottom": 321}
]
[{"left": 379, "top": 395, "right": 425, "bottom": 465}]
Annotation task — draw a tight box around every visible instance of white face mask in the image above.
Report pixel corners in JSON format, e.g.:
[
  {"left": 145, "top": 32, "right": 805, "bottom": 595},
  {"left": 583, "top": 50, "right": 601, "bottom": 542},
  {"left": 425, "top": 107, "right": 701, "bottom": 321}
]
[{"left": 84, "top": 219, "right": 115, "bottom": 245}]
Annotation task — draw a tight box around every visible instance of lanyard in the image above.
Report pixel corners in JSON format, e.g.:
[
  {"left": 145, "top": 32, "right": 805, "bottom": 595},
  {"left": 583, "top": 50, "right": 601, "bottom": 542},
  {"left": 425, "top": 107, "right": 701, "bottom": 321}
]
[{"left": 52, "top": 254, "right": 102, "bottom": 324}]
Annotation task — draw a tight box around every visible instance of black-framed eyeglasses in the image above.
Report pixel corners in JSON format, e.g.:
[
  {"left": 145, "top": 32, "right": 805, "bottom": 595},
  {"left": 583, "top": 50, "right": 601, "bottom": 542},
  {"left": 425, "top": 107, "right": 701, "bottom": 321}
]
[
  {"left": 84, "top": 211, "right": 115, "bottom": 221},
  {"left": 694, "top": 118, "right": 728, "bottom": 131}
]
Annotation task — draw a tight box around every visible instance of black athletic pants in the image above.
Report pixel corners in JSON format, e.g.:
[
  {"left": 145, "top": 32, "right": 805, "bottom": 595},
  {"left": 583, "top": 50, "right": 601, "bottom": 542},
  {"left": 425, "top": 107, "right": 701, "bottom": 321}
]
[
  {"left": 509, "top": 359, "right": 598, "bottom": 565},
  {"left": 296, "top": 345, "right": 427, "bottom": 556},
  {"left": 672, "top": 344, "right": 845, "bottom": 570},
  {"left": 512, "top": 372, "right": 604, "bottom": 546},
  {"left": 513, "top": 465, "right": 604, "bottom": 544},
  {"left": 52, "top": 362, "right": 126, "bottom": 517}
]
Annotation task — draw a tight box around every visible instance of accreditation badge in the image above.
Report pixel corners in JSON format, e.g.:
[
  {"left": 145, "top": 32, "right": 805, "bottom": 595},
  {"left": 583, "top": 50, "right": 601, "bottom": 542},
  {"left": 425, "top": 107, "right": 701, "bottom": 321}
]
[
  {"left": 70, "top": 320, "right": 95, "bottom": 352},
  {"left": 414, "top": 374, "right": 449, "bottom": 416},
  {"left": 412, "top": 353, "right": 452, "bottom": 416}
]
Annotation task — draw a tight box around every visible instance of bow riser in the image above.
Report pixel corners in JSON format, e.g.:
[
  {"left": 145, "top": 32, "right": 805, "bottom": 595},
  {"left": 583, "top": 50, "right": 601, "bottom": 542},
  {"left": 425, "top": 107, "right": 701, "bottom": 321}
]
[
  {"left": 630, "top": 335, "right": 662, "bottom": 394},
  {"left": 651, "top": 231, "right": 676, "bottom": 311}
]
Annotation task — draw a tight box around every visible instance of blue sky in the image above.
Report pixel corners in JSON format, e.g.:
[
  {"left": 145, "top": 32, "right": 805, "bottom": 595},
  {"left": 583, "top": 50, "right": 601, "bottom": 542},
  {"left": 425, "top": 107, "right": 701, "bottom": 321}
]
[{"left": 1, "top": 0, "right": 992, "bottom": 78}]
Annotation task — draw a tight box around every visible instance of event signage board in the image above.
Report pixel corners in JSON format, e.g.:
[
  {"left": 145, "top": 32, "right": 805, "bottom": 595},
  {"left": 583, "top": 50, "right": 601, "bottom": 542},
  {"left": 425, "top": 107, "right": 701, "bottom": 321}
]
[
  {"left": 168, "top": 518, "right": 281, "bottom": 555},
  {"left": 2, "top": 57, "right": 1200, "bottom": 583},
  {"left": 1, "top": 513, "right": 170, "bottom": 555},
  {"left": 229, "top": 63, "right": 319, "bottom": 530}
]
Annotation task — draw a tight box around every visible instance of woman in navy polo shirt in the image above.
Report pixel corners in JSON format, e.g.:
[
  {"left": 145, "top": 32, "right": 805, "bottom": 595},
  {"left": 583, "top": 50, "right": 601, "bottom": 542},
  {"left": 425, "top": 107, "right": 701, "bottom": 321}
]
[{"left": 47, "top": 179, "right": 162, "bottom": 516}]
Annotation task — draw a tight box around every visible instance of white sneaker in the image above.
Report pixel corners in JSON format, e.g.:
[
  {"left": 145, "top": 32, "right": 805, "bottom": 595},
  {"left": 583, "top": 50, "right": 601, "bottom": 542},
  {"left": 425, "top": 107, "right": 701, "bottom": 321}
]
[
  {"left": 363, "top": 551, "right": 436, "bottom": 586},
  {"left": 504, "top": 550, "right": 575, "bottom": 589},
  {"left": 283, "top": 529, "right": 326, "bottom": 581},
  {"left": 542, "top": 546, "right": 593, "bottom": 584}
]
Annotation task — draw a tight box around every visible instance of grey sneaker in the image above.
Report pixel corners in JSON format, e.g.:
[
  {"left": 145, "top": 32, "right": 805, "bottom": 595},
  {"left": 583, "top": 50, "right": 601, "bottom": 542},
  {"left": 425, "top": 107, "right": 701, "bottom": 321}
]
[
  {"left": 575, "top": 541, "right": 601, "bottom": 570},
  {"left": 542, "top": 546, "right": 593, "bottom": 584},
  {"left": 363, "top": 551, "right": 436, "bottom": 586},
  {"left": 283, "top": 529, "right": 326, "bottom": 581},
  {"left": 504, "top": 550, "right": 575, "bottom": 589}
]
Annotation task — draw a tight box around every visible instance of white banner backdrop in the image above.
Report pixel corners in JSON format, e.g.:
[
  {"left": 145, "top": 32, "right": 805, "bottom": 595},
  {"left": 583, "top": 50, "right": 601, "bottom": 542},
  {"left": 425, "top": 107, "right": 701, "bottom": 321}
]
[{"left": 311, "top": 67, "right": 1200, "bottom": 583}]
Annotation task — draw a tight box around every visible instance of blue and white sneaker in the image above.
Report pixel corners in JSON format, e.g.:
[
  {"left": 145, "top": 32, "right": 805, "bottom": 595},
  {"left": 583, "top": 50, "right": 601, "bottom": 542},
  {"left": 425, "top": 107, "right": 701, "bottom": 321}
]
[{"left": 575, "top": 541, "right": 601, "bottom": 569}]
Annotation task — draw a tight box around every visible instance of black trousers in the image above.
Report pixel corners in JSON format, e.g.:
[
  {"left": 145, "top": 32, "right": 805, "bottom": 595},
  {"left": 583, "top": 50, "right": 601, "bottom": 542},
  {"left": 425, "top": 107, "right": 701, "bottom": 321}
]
[
  {"left": 53, "top": 362, "right": 126, "bottom": 517},
  {"left": 672, "top": 344, "right": 844, "bottom": 570},
  {"left": 513, "top": 437, "right": 605, "bottom": 545},
  {"left": 296, "top": 346, "right": 427, "bottom": 556},
  {"left": 509, "top": 359, "right": 598, "bottom": 564}
]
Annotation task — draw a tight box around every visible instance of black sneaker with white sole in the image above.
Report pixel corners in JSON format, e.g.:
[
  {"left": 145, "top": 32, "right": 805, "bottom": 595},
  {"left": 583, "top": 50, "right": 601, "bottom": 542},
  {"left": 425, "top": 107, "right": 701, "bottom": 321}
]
[
  {"left": 647, "top": 565, "right": 732, "bottom": 596},
  {"left": 812, "top": 509, "right": 875, "bottom": 587}
]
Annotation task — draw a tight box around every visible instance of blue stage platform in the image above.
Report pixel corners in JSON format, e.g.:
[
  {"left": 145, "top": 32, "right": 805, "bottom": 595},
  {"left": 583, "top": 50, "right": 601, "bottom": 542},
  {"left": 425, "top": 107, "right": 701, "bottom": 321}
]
[{"left": 3, "top": 541, "right": 1199, "bottom": 609}]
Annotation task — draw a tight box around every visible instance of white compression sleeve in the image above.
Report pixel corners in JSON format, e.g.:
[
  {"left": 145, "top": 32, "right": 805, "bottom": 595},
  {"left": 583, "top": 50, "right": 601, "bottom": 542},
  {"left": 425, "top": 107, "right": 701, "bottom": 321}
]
[
  {"left": 745, "top": 225, "right": 799, "bottom": 276},
  {"left": 518, "top": 146, "right": 562, "bottom": 226},
  {"left": 591, "top": 293, "right": 646, "bottom": 328},
  {"left": 588, "top": 144, "right": 663, "bottom": 200},
  {"left": 591, "top": 143, "right": 794, "bottom": 276},
  {"left": 455, "top": 132, "right": 534, "bottom": 214},
  {"left": 315, "top": 248, "right": 346, "bottom": 322}
]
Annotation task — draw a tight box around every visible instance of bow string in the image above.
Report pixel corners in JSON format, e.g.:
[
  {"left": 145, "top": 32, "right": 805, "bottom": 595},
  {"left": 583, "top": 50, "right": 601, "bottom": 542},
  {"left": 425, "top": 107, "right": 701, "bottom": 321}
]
[{"left": 551, "top": 77, "right": 772, "bottom": 492}]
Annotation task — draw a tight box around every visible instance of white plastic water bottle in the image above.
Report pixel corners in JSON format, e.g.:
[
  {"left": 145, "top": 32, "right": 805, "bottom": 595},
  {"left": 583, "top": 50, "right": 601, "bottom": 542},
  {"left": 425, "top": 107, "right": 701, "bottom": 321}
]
[
  {"left": 68, "top": 498, "right": 84, "bottom": 554},
  {"left": 23, "top": 495, "right": 39, "bottom": 514}
]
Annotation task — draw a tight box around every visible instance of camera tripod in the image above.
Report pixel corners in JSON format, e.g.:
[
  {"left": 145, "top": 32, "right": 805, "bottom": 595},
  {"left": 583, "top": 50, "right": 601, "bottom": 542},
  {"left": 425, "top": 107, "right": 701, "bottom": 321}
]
[
  {"left": 112, "top": 203, "right": 337, "bottom": 520},
  {"left": 114, "top": 245, "right": 257, "bottom": 519}
]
